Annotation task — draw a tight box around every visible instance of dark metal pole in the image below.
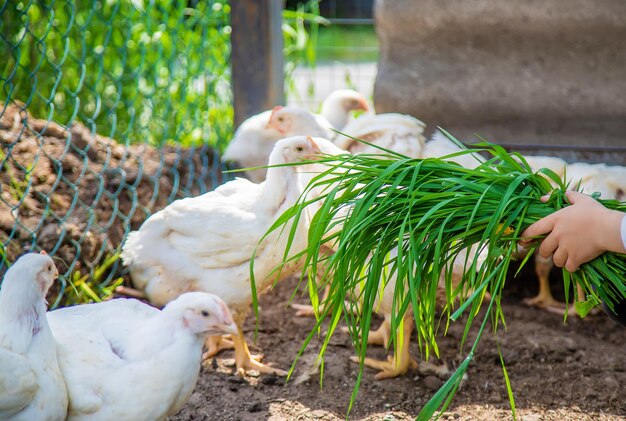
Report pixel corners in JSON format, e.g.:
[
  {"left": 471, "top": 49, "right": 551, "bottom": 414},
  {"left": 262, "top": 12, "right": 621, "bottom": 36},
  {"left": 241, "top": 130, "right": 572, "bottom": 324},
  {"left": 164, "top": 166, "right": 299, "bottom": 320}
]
[{"left": 230, "top": 0, "right": 284, "bottom": 127}]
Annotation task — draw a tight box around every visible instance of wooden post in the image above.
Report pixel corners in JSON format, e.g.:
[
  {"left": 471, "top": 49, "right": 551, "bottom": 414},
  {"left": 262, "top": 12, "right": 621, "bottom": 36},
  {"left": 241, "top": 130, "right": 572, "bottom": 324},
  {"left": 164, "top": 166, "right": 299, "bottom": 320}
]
[{"left": 231, "top": 0, "right": 284, "bottom": 127}]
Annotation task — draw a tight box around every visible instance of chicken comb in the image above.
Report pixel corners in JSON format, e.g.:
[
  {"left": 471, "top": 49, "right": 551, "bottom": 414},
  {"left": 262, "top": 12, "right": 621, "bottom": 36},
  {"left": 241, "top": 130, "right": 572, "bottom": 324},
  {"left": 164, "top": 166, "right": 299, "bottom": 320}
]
[
  {"left": 268, "top": 105, "right": 283, "bottom": 120},
  {"left": 306, "top": 136, "right": 320, "bottom": 152},
  {"left": 266, "top": 105, "right": 285, "bottom": 130}
]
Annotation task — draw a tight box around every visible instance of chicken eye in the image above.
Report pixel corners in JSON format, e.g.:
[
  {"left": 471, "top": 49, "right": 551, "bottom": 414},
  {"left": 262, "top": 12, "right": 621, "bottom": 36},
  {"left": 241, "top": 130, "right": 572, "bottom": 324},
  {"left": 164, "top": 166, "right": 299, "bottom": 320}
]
[
  {"left": 295, "top": 146, "right": 304, "bottom": 152},
  {"left": 277, "top": 117, "right": 284, "bottom": 122},
  {"left": 201, "top": 310, "right": 210, "bottom": 317}
]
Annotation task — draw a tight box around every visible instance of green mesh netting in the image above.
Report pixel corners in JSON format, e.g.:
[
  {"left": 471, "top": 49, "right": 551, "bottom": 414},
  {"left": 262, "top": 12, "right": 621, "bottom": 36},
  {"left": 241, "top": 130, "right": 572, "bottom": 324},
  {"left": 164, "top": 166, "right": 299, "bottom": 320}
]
[{"left": 0, "top": 0, "right": 233, "bottom": 307}]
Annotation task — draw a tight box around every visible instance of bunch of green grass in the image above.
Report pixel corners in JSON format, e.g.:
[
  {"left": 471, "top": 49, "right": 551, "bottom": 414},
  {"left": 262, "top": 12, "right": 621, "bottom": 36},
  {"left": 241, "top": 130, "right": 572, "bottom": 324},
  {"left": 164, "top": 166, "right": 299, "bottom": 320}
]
[{"left": 256, "top": 130, "right": 626, "bottom": 419}]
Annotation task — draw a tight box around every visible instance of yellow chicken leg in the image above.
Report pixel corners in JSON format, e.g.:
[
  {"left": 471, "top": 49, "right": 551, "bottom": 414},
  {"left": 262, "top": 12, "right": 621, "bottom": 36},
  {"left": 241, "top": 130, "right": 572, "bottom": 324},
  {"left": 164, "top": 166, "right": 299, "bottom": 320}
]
[
  {"left": 366, "top": 318, "right": 391, "bottom": 347},
  {"left": 524, "top": 255, "right": 566, "bottom": 310},
  {"left": 231, "top": 325, "right": 287, "bottom": 377},
  {"left": 202, "top": 335, "right": 234, "bottom": 359},
  {"left": 291, "top": 284, "right": 332, "bottom": 317},
  {"left": 546, "top": 283, "right": 592, "bottom": 317},
  {"left": 350, "top": 318, "right": 417, "bottom": 380},
  {"left": 230, "top": 310, "right": 287, "bottom": 377}
]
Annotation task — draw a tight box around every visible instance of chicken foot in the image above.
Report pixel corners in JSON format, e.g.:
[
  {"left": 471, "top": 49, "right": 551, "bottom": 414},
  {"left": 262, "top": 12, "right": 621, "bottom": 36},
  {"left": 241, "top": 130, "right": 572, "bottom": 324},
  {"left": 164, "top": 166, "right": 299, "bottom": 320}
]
[
  {"left": 232, "top": 325, "right": 287, "bottom": 377},
  {"left": 523, "top": 256, "right": 565, "bottom": 310},
  {"left": 114, "top": 285, "right": 147, "bottom": 299},
  {"left": 545, "top": 283, "right": 591, "bottom": 317},
  {"left": 525, "top": 256, "right": 590, "bottom": 316},
  {"left": 366, "top": 318, "right": 391, "bottom": 347},
  {"left": 341, "top": 317, "right": 391, "bottom": 346},
  {"left": 292, "top": 285, "right": 358, "bottom": 318},
  {"left": 291, "top": 284, "right": 332, "bottom": 317},
  {"left": 350, "top": 318, "right": 417, "bottom": 380},
  {"left": 202, "top": 335, "right": 235, "bottom": 359}
]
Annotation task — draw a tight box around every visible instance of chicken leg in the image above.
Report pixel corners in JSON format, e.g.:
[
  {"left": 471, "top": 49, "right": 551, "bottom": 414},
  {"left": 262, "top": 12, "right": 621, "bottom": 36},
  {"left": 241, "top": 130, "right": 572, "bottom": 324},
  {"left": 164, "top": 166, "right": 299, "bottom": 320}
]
[
  {"left": 291, "top": 284, "right": 332, "bottom": 317},
  {"left": 340, "top": 316, "right": 392, "bottom": 345},
  {"left": 523, "top": 255, "right": 566, "bottom": 310},
  {"left": 226, "top": 311, "right": 287, "bottom": 376},
  {"left": 545, "top": 283, "right": 589, "bottom": 317},
  {"left": 366, "top": 317, "right": 391, "bottom": 347},
  {"left": 231, "top": 324, "right": 287, "bottom": 377},
  {"left": 525, "top": 256, "right": 591, "bottom": 316},
  {"left": 350, "top": 317, "right": 417, "bottom": 380},
  {"left": 203, "top": 335, "right": 234, "bottom": 359}
]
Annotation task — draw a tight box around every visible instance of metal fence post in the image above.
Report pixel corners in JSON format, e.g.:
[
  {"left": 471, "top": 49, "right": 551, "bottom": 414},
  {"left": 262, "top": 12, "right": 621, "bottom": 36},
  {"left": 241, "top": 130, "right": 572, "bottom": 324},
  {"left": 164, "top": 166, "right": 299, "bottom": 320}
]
[{"left": 231, "top": 0, "right": 284, "bottom": 127}]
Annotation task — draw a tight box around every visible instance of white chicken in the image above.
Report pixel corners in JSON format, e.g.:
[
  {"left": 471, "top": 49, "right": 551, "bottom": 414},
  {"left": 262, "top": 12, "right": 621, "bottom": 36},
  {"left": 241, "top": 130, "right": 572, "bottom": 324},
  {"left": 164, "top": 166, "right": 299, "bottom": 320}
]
[
  {"left": 0, "top": 252, "right": 68, "bottom": 421},
  {"left": 222, "top": 107, "right": 328, "bottom": 182},
  {"left": 319, "top": 89, "right": 370, "bottom": 131},
  {"left": 222, "top": 90, "right": 369, "bottom": 183},
  {"left": 266, "top": 105, "right": 334, "bottom": 139},
  {"left": 422, "top": 130, "right": 485, "bottom": 168},
  {"left": 567, "top": 163, "right": 626, "bottom": 200},
  {"left": 122, "top": 136, "right": 342, "bottom": 376},
  {"left": 333, "top": 113, "right": 426, "bottom": 158},
  {"left": 47, "top": 292, "right": 236, "bottom": 421},
  {"left": 522, "top": 155, "right": 567, "bottom": 181}
]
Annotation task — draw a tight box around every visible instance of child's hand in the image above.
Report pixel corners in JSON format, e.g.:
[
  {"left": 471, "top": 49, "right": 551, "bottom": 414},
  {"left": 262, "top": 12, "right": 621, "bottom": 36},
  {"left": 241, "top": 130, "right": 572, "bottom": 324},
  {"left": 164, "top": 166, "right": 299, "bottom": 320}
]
[{"left": 521, "top": 191, "right": 626, "bottom": 272}]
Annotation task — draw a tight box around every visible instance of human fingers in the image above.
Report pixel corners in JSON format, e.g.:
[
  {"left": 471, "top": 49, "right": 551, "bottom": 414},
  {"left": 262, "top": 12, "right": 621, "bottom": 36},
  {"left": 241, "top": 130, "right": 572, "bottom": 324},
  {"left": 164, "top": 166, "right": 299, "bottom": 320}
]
[
  {"left": 538, "top": 232, "right": 559, "bottom": 259},
  {"left": 564, "top": 257, "right": 579, "bottom": 273},
  {"left": 552, "top": 247, "right": 568, "bottom": 268},
  {"left": 522, "top": 213, "right": 557, "bottom": 242},
  {"left": 565, "top": 190, "right": 594, "bottom": 205}
]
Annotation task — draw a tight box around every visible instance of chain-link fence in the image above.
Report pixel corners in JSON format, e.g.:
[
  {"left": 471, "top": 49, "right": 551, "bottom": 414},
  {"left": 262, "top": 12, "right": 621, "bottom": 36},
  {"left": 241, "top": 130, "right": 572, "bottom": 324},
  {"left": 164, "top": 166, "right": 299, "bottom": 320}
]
[
  {"left": 0, "top": 0, "right": 376, "bottom": 307},
  {"left": 0, "top": 0, "right": 233, "bottom": 306}
]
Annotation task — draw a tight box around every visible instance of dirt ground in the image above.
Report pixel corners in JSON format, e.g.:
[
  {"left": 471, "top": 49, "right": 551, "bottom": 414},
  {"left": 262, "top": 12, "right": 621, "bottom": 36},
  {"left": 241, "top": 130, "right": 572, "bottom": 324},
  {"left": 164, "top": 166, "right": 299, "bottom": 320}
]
[{"left": 173, "top": 267, "right": 626, "bottom": 421}]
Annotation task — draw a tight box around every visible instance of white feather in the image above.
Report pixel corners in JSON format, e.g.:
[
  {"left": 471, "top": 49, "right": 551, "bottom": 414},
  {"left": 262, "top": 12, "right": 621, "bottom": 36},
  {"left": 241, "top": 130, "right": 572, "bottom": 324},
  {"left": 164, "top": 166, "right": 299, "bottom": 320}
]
[
  {"left": 423, "top": 131, "right": 484, "bottom": 168},
  {"left": 334, "top": 113, "right": 426, "bottom": 158}
]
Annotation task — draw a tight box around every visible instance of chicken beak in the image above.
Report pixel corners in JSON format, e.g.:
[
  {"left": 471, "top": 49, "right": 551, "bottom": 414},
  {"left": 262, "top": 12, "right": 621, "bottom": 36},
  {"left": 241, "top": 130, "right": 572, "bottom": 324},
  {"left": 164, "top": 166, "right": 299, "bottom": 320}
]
[
  {"left": 220, "top": 321, "right": 239, "bottom": 336},
  {"left": 357, "top": 98, "right": 369, "bottom": 112},
  {"left": 267, "top": 121, "right": 286, "bottom": 135}
]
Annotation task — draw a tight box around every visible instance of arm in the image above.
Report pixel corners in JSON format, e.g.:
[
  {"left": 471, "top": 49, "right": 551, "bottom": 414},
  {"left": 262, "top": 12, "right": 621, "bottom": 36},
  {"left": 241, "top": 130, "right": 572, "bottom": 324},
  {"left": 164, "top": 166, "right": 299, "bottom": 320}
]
[{"left": 521, "top": 191, "right": 626, "bottom": 272}]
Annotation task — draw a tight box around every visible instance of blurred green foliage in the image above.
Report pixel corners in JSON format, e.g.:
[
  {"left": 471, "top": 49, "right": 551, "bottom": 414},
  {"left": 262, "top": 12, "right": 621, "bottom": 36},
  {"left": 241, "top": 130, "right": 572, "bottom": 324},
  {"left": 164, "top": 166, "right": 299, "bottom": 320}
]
[
  {"left": 0, "top": 0, "right": 327, "bottom": 148},
  {"left": 1, "top": 0, "right": 233, "bottom": 148},
  {"left": 282, "top": 0, "right": 329, "bottom": 98},
  {"left": 316, "top": 24, "right": 378, "bottom": 63}
]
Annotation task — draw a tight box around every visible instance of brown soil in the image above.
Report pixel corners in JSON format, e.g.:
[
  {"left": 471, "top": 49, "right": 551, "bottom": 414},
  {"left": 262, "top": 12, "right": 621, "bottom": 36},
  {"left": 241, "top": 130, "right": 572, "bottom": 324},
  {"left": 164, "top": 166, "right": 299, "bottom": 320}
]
[{"left": 173, "top": 272, "right": 626, "bottom": 421}]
